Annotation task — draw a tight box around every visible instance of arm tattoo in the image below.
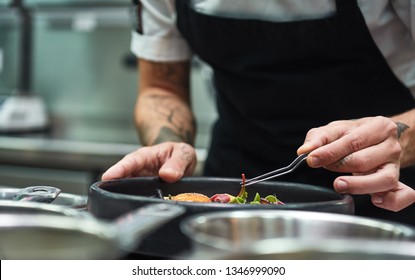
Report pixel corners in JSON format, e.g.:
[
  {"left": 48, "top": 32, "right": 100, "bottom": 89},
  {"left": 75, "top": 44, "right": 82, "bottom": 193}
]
[
  {"left": 396, "top": 121, "right": 409, "bottom": 139},
  {"left": 138, "top": 60, "right": 192, "bottom": 145},
  {"left": 154, "top": 126, "right": 193, "bottom": 144},
  {"left": 138, "top": 94, "right": 195, "bottom": 145}
]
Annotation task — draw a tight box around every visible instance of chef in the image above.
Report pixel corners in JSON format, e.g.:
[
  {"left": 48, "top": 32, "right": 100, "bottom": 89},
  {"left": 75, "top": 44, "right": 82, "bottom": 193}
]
[{"left": 103, "top": 0, "right": 415, "bottom": 225}]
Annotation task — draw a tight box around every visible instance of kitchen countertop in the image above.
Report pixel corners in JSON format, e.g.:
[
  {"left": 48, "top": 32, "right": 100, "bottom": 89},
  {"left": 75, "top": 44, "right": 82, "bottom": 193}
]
[{"left": 0, "top": 116, "right": 208, "bottom": 175}]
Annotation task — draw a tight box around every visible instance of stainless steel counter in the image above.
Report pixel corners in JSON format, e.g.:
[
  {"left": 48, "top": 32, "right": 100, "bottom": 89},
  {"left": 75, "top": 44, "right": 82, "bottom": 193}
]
[
  {"left": 0, "top": 134, "right": 207, "bottom": 173},
  {"left": 0, "top": 118, "right": 208, "bottom": 194}
]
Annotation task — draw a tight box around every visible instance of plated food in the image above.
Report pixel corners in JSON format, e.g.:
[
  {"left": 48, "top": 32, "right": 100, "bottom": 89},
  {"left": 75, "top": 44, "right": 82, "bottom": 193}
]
[
  {"left": 89, "top": 177, "right": 354, "bottom": 258},
  {"left": 162, "top": 174, "right": 284, "bottom": 205},
  {"left": 169, "top": 192, "right": 212, "bottom": 203}
]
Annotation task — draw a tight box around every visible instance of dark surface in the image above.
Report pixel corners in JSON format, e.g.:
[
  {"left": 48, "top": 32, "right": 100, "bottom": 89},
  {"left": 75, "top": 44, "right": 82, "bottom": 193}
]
[{"left": 87, "top": 176, "right": 354, "bottom": 259}]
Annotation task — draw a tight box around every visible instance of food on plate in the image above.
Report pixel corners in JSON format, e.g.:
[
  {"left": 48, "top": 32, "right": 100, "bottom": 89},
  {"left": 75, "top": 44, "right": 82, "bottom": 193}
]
[
  {"left": 216, "top": 173, "right": 284, "bottom": 205},
  {"left": 210, "top": 193, "right": 235, "bottom": 203},
  {"left": 168, "top": 192, "right": 212, "bottom": 203},
  {"left": 157, "top": 174, "right": 284, "bottom": 205}
]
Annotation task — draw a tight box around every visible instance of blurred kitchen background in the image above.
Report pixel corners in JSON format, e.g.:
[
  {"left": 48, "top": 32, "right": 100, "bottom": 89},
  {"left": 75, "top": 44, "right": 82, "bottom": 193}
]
[{"left": 0, "top": 0, "right": 218, "bottom": 195}]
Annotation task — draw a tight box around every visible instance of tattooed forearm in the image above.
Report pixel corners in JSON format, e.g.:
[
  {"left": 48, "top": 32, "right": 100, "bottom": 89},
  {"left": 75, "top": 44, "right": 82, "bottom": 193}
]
[
  {"left": 153, "top": 126, "right": 193, "bottom": 144},
  {"left": 137, "top": 59, "right": 193, "bottom": 146},
  {"left": 396, "top": 122, "right": 409, "bottom": 139},
  {"left": 137, "top": 93, "right": 195, "bottom": 146},
  {"left": 148, "top": 61, "right": 189, "bottom": 91}
]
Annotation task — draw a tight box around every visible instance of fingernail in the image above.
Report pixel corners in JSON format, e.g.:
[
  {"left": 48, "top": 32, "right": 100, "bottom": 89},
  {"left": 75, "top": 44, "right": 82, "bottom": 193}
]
[
  {"left": 298, "top": 142, "right": 312, "bottom": 153},
  {"left": 372, "top": 196, "right": 383, "bottom": 204},
  {"left": 308, "top": 156, "right": 320, "bottom": 167},
  {"left": 163, "top": 167, "right": 178, "bottom": 175},
  {"left": 160, "top": 167, "right": 180, "bottom": 179},
  {"left": 336, "top": 180, "right": 348, "bottom": 192}
]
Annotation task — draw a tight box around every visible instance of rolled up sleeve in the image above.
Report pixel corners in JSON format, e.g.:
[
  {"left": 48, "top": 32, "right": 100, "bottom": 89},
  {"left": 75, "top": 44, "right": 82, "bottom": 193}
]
[
  {"left": 130, "top": 0, "right": 192, "bottom": 62},
  {"left": 131, "top": 31, "right": 192, "bottom": 61}
]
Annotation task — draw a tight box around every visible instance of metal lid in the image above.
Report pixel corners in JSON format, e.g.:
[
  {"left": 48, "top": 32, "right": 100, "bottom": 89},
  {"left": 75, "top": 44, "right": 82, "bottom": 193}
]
[{"left": 0, "top": 186, "right": 87, "bottom": 209}]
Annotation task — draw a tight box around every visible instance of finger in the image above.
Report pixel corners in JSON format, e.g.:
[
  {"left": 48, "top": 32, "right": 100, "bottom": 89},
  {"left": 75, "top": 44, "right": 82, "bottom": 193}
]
[
  {"left": 333, "top": 163, "right": 399, "bottom": 195},
  {"left": 101, "top": 153, "right": 145, "bottom": 180},
  {"left": 306, "top": 117, "right": 397, "bottom": 168},
  {"left": 159, "top": 143, "right": 196, "bottom": 182},
  {"left": 371, "top": 183, "right": 415, "bottom": 212},
  {"left": 323, "top": 138, "right": 400, "bottom": 173},
  {"left": 298, "top": 121, "right": 349, "bottom": 154}
]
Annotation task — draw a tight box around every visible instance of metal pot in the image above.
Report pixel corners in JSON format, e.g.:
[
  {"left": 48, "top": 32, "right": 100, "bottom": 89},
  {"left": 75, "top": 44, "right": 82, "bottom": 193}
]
[
  {"left": 0, "top": 203, "right": 185, "bottom": 260},
  {"left": 185, "top": 239, "right": 415, "bottom": 259},
  {"left": 88, "top": 176, "right": 354, "bottom": 258},
  {"left": 0, "top": 200, "right": 91, "bottom": 218},
  {"left": 0, "top": 186, "right": 90, "bottom": 219},
  {"left": 0, "top": 186, "right": 87, "bottom": 209},
  {"left": 180, "top": 210, "right": 415, "bottom": 259}
]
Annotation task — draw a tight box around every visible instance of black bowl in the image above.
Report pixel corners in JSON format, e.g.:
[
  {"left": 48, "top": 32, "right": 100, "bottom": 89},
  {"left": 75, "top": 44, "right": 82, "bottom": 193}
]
[{"left": 87, "top": 176, "right": 354, "bottom": 258}]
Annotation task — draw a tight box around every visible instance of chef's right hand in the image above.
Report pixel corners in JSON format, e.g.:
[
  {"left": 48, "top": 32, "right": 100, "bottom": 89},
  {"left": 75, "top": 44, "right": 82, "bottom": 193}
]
[
  {"left": 101, "top": 142, "right": 197, "bottom": 183},
  {"left": 297, "top": 116, "right": 415, "bottom": 212}
]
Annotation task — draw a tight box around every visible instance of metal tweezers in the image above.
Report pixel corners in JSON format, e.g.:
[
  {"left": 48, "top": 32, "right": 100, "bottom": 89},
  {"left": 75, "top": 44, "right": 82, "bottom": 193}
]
[{"left": 242, "top": 153, "right": 309, "bottom": 186}]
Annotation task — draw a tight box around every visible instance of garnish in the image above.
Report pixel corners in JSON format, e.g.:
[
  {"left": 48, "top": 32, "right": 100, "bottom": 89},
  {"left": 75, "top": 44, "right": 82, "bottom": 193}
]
[
  {"left": 161, "top": 173, "right": 285, "bottom": 204},
  {"left": 229, "top": 173, "right": 248, "bottom": 204}
]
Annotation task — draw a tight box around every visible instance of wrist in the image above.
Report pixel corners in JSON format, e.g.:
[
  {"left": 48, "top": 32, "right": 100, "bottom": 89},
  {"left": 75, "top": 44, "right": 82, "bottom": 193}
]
[{"left": 391, "top": 109, "right": 415, "bottom": 167}]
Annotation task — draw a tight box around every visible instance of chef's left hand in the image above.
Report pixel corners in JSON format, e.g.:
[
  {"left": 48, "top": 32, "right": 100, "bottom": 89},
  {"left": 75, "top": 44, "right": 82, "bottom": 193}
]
[{"left": 297, "top": 116, "right": 415, "bottom": 212}]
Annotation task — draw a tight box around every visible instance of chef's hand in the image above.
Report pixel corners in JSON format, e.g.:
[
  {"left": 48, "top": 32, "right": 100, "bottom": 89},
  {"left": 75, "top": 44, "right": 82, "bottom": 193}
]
[
  {"left": 101, "top": 142, "right": 197, "bottom": 183},
  {"left": 297, "top": 116, "right": 415, "bottom": 212}
]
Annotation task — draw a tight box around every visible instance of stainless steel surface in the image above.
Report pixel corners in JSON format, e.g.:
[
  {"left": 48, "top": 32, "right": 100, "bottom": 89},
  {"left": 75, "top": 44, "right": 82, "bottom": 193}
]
[
  {"left": 0, "top": 203, "right": 185, "bottom": 259},
  {"left": 25, "top": 0, "right": 129, "bottom": 5},
  {"left": 0, "top": 135, "right": 208, "bottom": 174},
  {"left": 243, "top": 153, "right": 308, "bottom": 186},
  {"left": 0, "top": 118, "right": 208, "bottom": 195},
  {"left": 184, "top": 239, "right": 415, "bottom": 260},
  {"left": 1, "top": 187, "right": 87, "bottom": 208},
  {"left": 0, "top": 200, "right": 90, "bottom": 217},
  {"left": 0, "top": 165, "right": 94, "bottom": 195},
  {"left": 0, "top": 134, "right": 141, "bottom": 171},
  {"left": 181, "top": 210, "right": 415, "bottom": 259},
  {"left": 12, "top": 186, "right": 61, "bottom": 203}
]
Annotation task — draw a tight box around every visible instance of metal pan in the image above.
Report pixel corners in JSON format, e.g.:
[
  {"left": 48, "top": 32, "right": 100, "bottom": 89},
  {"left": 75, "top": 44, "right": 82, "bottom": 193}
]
[
  {"left": 185, "top": 239, "right": 415, "bottom": 260},
  {"left": 87, "top": 176, "right": 354, "bottom": 258},
  {"left": 0, "top": 203, "right": 185, "bottom": 260},
  {"left": 0, "top": 200, "right": 90, "bottom": 217},
  {"left": 179, "top": 210, "right": 415, "bottom": 259},
  {"left": 0, "top": 186, "right": 87, "bottom": 209},
  {"left": 0, "top": 187, "right": 91, "bottom": 221}
]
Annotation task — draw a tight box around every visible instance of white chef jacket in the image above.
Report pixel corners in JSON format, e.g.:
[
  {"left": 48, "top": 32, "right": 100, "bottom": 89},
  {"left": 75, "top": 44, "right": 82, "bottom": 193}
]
[{"left": 131, "top": 0, "right": 415, "bottom": 97}]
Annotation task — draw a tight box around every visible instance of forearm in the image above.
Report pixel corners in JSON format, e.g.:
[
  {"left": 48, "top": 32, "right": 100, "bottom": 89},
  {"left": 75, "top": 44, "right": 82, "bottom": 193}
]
[
  {"left": 135, "top": 88, "right": 196, "bottom": 145},
  {"left": 391, "top": 108, "right": 415, "bottom": 167},
  {"left": 135, "top": 59, "right": 196, "bottom": 146}
]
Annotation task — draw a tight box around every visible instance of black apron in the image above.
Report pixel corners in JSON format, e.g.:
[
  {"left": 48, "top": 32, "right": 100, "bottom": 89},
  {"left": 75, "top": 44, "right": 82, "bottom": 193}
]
[{"left": 176, "top": 0, "right": 415, "bottom": 225}]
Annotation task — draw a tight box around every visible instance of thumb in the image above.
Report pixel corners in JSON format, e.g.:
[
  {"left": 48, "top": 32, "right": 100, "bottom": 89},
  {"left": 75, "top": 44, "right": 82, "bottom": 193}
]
[
  {"left": 159, "top": 162, "right": 183, "bottom": 183},
  {"left": 159, "top": 143, "right": 196, "bottom": 182}
]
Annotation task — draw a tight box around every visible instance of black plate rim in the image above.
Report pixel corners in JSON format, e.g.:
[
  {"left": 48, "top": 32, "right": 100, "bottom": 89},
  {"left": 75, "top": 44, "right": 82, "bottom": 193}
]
[{"left": 89, "top": 176, "right": 354, "bottom": 209}]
